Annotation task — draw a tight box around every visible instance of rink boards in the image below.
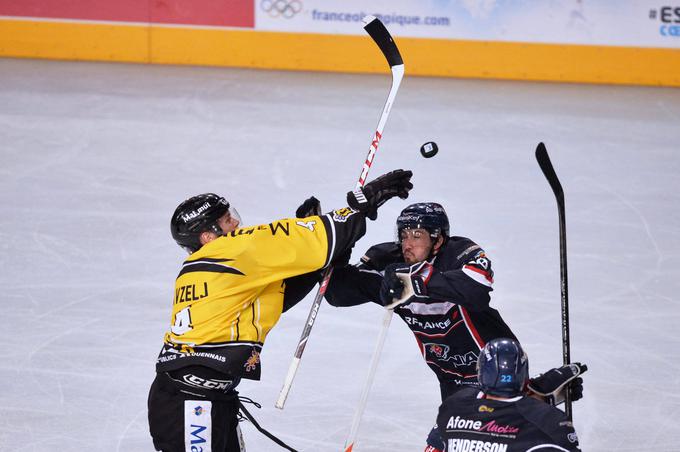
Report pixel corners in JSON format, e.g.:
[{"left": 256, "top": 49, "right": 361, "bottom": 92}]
[{"left": 1, "top": 1, "right": 679, "bottom": 87}]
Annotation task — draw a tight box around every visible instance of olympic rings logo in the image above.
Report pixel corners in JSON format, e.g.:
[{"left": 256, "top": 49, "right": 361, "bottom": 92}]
[{"left": 260, "top": 0, "right": 303, "bottom": 19}]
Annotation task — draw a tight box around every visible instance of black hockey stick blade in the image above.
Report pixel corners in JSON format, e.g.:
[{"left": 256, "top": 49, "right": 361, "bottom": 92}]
[
  {"left": 363, "top": 15, "right": 404, "bottom": 67},
  {"left": 536, "top": 141, "right": 573, "bottom": 420},
  {"left": 535, "top": 142, "right": 565, "bottom": 206}
]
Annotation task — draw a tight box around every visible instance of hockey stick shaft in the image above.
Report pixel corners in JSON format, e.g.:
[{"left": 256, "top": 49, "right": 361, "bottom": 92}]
[
  {"left": 275, "top": 15, "right": 404, "bottom": 410},
  {"left": 343, "top": 309, "right": 394, "bottom": 452},
  {"left": 535, "top": 142, "right": 572, "bottom": 420},
  {"left": 344, "top": 270, "right": 417, "bottom": 450}
]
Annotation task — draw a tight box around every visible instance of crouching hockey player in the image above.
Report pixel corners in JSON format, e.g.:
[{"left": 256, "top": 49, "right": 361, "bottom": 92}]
[
  {"left": 147, "top": 169, "right": 413, "bottom": 452},
  {"left": 325, "top": 202, "right": 518, "bottom": 401},
  {"left": 427, "top": 338, "right": 587, "bottom": 452}
]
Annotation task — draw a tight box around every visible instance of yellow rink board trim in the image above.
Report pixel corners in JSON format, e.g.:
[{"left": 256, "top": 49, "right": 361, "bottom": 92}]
[
  {"left": 1, "top": 18, "right": 679, "bottom": 87},
  {"left": 0, "top": 19, "right": 149, "bottom": 62}
]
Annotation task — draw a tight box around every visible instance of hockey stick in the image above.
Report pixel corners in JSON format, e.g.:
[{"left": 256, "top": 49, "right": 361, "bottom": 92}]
[
  {"left": 535, "top": 142, "right": 573, "bottom": 421},
  {"left": 275, "top": 15, "right": 404, "bottom": 410},
  {"left": 344, "top": 309, "right": 394, "bottom": 452},
  {"left": 344, "top": 270, "right": 419, "bottom": 451}
]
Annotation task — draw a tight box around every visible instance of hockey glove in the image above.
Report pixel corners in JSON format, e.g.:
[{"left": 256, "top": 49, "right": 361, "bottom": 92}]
[
  {"left": 380, "top": 263, "right": 409, "bottom": 304},
  {"left": 425, "top": 426, "right": 445, "bottom": 452},
  {"left": 347, "top": 169, "right": 413, "bottom": 220},
  {"left": 295, "top": 196, "right": 322, "bottom": 218},
  {"left": 380, "top": 261, "right": 433, "bottom": 309},
  {"left": 528, "top": 362, "right": 588, "bottom": 406}
]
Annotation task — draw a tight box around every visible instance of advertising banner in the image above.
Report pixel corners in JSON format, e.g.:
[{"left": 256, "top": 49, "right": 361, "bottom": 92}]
[
  {"left": 0, "top": 0, "right": 254, "bottom": 28},
  {"left": 255, "top": 0, "right": 680, "bottom": 48},
  {"left": 1, "top": 0, "right": 677, "bottom": 86}
]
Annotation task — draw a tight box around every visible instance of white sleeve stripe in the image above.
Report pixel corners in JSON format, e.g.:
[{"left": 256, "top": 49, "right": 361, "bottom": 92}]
[
  {"left": 323, "top": 213, "right": 337, "bottom": 268},
  {"left": 462, "top": 266, "right": 493, "bottom": 287},
  {"left": 358, "top": 268, "right": 382, "bottom": 276}
]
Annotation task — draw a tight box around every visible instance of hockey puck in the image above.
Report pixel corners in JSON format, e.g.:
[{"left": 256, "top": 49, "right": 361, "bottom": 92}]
[{"left": 420, "top": 141, "right": 438, "bottom": 158}]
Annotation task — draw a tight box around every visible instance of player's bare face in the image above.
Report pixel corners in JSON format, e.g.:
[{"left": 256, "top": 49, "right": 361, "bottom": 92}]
[
  {"left": 217, "top": 211, "right": 240, "bottom": 235},
  {"left": 400, "top": 228, "right": 434, "bottom": 264}
]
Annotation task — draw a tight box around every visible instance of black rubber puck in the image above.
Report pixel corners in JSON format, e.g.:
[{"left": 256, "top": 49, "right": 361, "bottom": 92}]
[{"left": 420, "top": 141, "right": 438, "bottom": 158}]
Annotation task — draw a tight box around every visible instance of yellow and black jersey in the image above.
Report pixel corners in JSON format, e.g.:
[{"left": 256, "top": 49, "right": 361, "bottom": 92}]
[{"left": 156, "top": 207, "right": 366, "bottom": 380}]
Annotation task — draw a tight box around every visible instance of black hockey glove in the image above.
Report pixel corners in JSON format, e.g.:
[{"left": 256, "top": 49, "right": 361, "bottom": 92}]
[
  {"left": 528, "top": 362, "right": 588, "bottom": 406},
  {"left": 295, "top": 196, "right": 322, "bottom": 218},
  {"left": 380, "top": 263, "right": 409, "bottom": 305},
  {"left": 347, "top": 169, "right": 413, "bottom": 220},
  {"left": 379, "top": 261, "right": 433, "bottom": 308}
]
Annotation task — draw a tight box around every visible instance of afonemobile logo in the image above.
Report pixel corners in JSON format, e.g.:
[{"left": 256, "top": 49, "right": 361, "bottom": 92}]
[{"left": 261, "top": 0, "right": 302, "bottom": 19}]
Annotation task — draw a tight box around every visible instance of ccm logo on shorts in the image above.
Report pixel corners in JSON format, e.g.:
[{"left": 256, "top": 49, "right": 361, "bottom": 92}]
[{"left": 185, "top": 400, "right": 212, "bottom": 452}]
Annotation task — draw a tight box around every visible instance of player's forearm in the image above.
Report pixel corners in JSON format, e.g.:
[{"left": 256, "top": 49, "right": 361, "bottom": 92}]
[
  {"left": 325, "top": 266, "right": 381, "bottom": 307},
  {"left": 283, "top": 271, "right": 324, "bottom": 312}
]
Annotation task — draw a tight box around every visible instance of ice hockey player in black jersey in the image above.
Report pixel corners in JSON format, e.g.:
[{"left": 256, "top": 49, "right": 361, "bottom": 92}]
[
  {"left": 325, "top": 202, "right": 518, "bottom": 401},
  {"left": 427, "top": 338, "right": 586, "bottom": 452},
  {"left": 147, "top": 169, "right": 413, "bottom": 452}
]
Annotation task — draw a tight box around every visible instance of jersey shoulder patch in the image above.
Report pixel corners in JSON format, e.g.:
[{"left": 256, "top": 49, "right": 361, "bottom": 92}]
[
  {"left": 462, "top": 250, "right": 494, "bottom": 287},
  {"left": 330, "top": 207, "right": 357, "bottom": 223}
]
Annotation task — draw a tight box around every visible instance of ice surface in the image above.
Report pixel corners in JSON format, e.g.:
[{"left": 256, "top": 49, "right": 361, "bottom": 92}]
[{"left": 1, "top": 58, "right": 679, "bottom": 451}]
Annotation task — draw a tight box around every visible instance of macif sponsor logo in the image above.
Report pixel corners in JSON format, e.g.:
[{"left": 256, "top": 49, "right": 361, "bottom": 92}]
[
  {"left": 185, "top": 401, "right": 211, "bottom": 451},
  {"left": 189, "top": 423, "right": 207, "bottom": 449}
]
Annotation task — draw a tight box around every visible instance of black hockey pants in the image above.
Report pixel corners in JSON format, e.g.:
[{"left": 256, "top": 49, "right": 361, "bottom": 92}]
[{"left": 148, "top": 370, "right": 243, "bottom": 452}]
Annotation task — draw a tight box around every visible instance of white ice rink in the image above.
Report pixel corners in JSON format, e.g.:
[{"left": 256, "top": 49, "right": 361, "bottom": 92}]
[{"left": 1, "top": 57, "right": 679, "bottom": 451}]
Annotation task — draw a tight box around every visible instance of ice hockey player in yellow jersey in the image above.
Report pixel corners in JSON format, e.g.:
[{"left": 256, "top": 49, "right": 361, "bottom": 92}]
[{"left": 148, "top": 169, "right": 413, "bottom": 452}]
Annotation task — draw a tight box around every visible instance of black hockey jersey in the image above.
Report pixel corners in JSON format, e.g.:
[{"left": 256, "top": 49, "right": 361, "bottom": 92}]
[
  {"left": 435, "top": 387, "right": 581, "bottom": 452},
  {"left": 325, "top": 237, "right": 516, "bottom": 390}
]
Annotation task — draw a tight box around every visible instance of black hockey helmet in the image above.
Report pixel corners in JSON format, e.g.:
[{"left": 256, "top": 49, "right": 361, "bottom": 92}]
[
  {"left": 396, "top": 202, "right": 450, "bottom": 242},
  {"left": 171, "top": 193, "right": 235, "bottom": 254},
  {"left": 477, "top": 338, "right": 529, "bottom": 398}
]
